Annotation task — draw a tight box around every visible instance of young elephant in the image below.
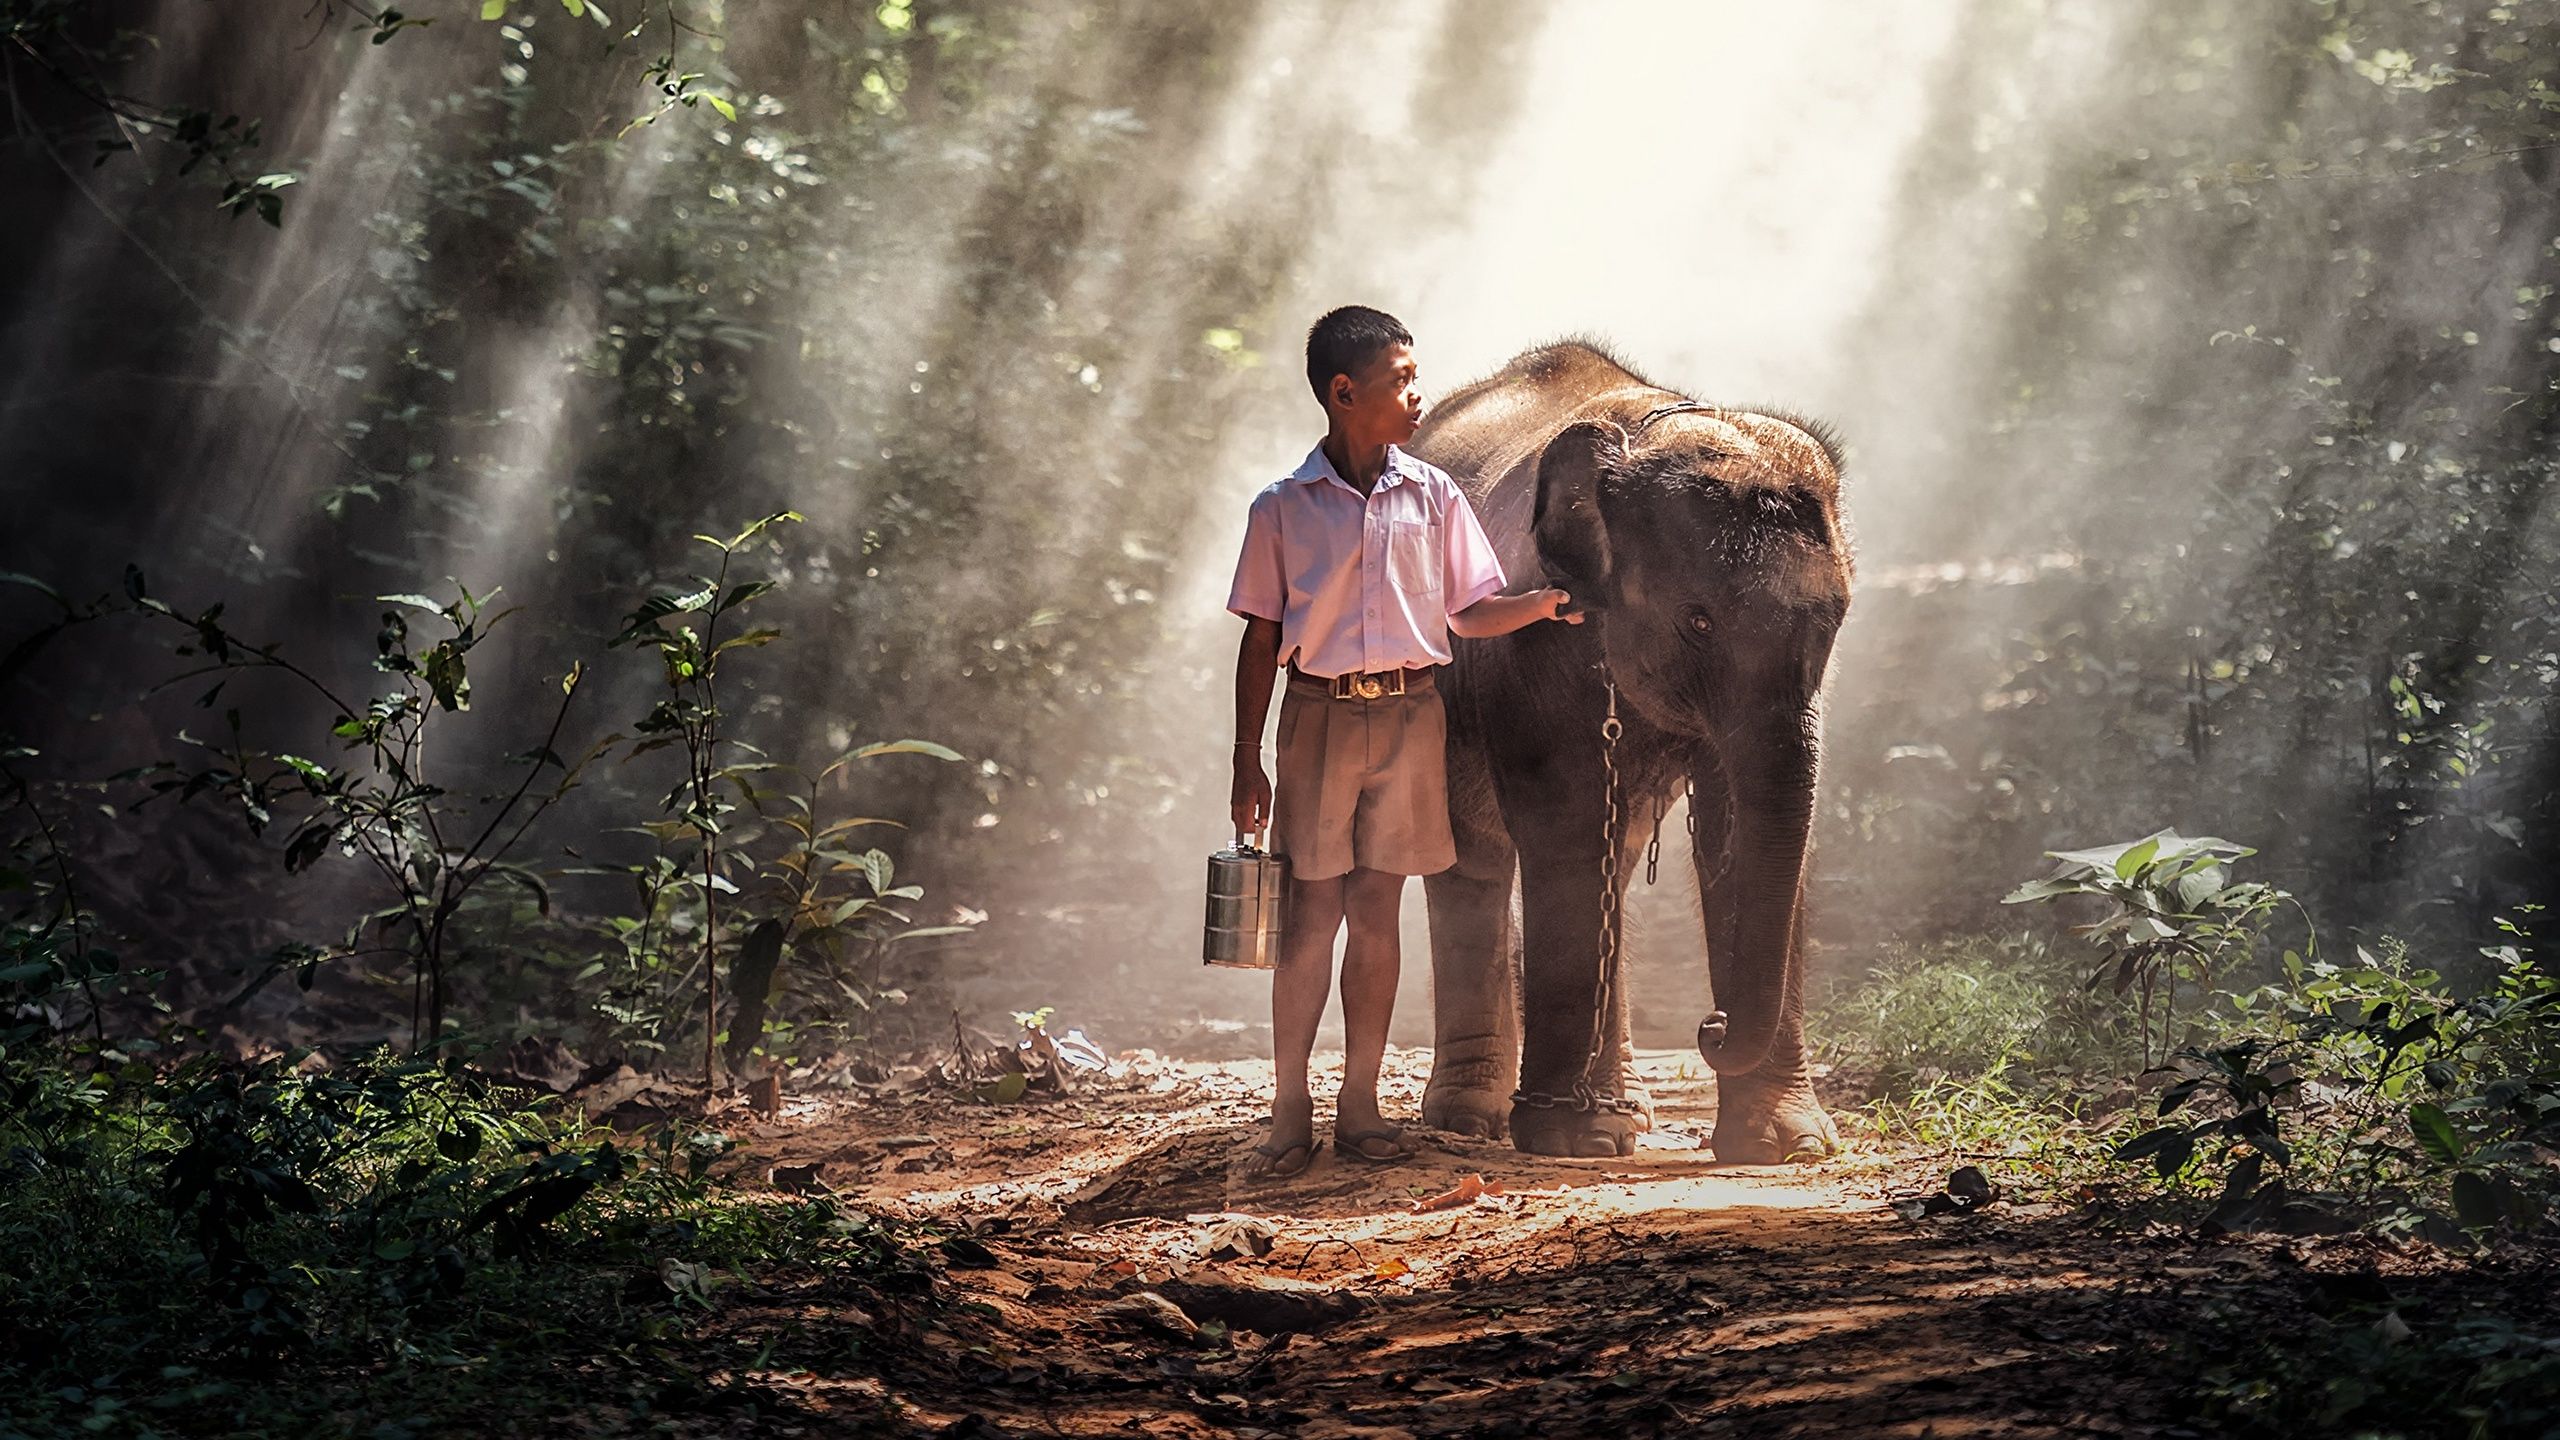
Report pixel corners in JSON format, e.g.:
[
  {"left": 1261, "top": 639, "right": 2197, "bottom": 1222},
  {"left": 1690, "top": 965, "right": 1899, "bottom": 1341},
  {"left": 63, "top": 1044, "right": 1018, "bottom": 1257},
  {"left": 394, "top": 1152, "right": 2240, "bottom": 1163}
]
[{"left": 1409, "top": 342, "right": 1850, "bottom": 1162}]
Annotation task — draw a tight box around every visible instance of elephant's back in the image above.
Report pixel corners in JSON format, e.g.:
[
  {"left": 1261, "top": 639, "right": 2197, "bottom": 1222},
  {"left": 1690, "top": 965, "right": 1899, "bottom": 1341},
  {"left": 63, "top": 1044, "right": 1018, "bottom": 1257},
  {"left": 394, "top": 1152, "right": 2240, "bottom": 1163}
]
[{"left": 1414, "top": 342, "right": 1680, "bottom": 562}]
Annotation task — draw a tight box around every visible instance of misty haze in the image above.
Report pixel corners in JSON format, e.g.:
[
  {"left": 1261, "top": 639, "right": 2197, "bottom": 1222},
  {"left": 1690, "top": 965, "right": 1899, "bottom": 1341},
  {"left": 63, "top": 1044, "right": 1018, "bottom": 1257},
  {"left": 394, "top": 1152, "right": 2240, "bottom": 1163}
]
[{"left": 4, "top": 2, "right": 2558, "bottom": 1436}]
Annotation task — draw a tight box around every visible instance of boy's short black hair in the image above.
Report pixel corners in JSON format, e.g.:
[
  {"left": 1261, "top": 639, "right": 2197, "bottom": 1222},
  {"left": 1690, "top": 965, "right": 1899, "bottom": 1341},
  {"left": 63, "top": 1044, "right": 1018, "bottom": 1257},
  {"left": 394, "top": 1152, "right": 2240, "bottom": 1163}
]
[{"left": 1305, "top": 305, "right": 1413, "bottom": 402}]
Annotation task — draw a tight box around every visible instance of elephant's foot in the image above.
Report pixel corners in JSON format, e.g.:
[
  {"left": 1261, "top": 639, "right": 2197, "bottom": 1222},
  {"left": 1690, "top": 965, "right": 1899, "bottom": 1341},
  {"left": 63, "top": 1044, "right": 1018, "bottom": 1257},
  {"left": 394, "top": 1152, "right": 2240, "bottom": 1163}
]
[
  {"left": 1419, "top": 1080, "right": 1510, "bottom": 1139},
  {"left": 1614, "top": 1078, "right": 1657, "bottom": 1133},
  {"left": 1421, "top": 1050, "right": 1516, "bottom": 1139},
  {"left": 1710, "top": 1071, "right": 1839, "bottom": 1165},
  {"left": 1509, "top": 1097, "right": 1639, "bottom": 1157}
]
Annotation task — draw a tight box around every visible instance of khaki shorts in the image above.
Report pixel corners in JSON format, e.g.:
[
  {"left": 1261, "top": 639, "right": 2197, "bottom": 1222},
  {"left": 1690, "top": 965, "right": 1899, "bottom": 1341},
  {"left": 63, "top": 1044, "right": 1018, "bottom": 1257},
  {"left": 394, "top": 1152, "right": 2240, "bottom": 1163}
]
[{"left": 1271, "top": 673, "right": 1456, "bottom": 882}]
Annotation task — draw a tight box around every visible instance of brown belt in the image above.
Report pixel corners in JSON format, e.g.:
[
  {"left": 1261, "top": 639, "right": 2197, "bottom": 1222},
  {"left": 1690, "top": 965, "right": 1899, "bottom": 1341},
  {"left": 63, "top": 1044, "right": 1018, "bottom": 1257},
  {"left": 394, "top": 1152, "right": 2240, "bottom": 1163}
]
[{"left": 1288, "top": 663, "right": 1436, "bottom": 701}]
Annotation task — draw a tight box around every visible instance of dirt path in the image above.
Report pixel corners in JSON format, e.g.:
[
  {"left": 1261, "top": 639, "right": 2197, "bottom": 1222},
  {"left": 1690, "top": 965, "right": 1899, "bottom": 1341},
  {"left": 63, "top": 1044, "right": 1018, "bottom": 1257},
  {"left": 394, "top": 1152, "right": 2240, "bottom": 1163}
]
[{"left": 677, "top": 1046, "right": 2386, "bottom": 1438}]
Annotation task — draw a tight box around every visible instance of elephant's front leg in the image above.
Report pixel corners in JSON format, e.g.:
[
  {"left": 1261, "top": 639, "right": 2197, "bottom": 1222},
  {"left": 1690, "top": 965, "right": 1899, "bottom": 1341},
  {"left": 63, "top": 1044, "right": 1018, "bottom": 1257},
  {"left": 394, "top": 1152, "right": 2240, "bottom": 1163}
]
[
  {"left": 1705, "top": 909, "right": 1839, "bottom": 1164},
  {"left": 1421, "top": 735, "right": 1520, "bottom": 1138},
  {"left": 1509, "top": 796, "right": 1642, "bottom": 1159},
  {"left": 1693, "top": 756, "right": 1838, "bottom": 1163}
]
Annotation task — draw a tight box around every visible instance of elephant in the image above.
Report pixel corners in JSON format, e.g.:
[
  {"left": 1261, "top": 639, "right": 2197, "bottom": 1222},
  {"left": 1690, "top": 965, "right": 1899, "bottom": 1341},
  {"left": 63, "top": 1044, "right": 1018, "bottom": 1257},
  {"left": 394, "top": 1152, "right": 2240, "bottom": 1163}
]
[{"left": 1407, "top": 341, "right": 1851, "bottom": 1163}]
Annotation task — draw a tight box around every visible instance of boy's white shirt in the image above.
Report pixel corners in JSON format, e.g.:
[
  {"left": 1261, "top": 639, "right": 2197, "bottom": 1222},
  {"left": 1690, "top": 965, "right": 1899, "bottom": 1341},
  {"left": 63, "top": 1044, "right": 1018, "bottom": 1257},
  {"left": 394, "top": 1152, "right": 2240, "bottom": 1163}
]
[{"left": 1226, "top": 443, "right": 1507, "bottom": 678}]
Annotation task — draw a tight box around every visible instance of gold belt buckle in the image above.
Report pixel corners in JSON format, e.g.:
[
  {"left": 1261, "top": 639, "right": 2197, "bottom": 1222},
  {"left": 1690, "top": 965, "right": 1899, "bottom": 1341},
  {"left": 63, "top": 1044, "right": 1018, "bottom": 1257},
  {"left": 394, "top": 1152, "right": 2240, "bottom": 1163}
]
[{"left": 1332, "top": 670, "right": 1404, "bottom": 701}]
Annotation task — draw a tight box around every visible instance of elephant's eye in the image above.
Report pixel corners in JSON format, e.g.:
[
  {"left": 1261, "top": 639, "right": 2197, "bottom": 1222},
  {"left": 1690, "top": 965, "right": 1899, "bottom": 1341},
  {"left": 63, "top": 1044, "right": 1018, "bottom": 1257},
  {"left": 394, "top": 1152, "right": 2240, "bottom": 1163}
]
[{"left": 1685, "top": 609, "right": 1713, "bottom": 635}]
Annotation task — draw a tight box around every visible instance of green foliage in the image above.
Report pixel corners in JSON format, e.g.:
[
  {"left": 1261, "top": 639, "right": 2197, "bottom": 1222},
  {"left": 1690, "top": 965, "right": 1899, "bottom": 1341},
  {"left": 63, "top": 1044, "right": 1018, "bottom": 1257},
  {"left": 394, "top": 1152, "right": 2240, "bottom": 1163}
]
[
  {"left": 108, "top": 571, "right": 601, "bottom": 1047},
  {"left": 5, "top": 510, "right": 958, "bottom": 1076},
  {"left": 2006, "top": 829, "right": 2290, "bottom": 1060},
  {"left": 1815, "top": 933, "right": 2138, "bottom": 1094},
  {"left": 2010, "top": 829, "right": 2560, "bottom": 1239},
  {"left": 1814, "top": 935, "right": 2142, "bottom": 1195},
  {"left": 2188, "top": 1310, "right": 2560, "bottom": 1440},
  {"left": 1822, "top": 0, "right": 2560, "bottom": 958},
  {"left": 0, "top": 1032, "right": 942, "bottom": 1437},
  {"left": 0, "top": 0, "right": 290, "bottom": 218},
  {"left": 603, "top": 512, "right": 962, "bottom": 1084}
]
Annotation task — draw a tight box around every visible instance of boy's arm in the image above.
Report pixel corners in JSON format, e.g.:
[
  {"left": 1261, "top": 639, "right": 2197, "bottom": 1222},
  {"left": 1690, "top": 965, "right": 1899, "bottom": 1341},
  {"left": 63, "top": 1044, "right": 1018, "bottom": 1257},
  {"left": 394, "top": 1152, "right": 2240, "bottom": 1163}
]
[
  {"left": 1231, "top": 616, "right": 1283, "bottom": 837},
  {"left": 1451, "top": 587, "right": 1583, "bottom": 638},
  {"left": 1439, "top": 473, "right": 1581, "bottom": 638}
]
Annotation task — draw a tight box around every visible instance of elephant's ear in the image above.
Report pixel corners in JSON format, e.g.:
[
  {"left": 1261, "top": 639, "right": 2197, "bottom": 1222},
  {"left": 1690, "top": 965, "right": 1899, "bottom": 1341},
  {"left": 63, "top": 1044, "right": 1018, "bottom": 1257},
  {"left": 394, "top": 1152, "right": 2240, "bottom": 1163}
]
[{"left": 1532, "top": 419, "right": 1625, "bottom": 599}]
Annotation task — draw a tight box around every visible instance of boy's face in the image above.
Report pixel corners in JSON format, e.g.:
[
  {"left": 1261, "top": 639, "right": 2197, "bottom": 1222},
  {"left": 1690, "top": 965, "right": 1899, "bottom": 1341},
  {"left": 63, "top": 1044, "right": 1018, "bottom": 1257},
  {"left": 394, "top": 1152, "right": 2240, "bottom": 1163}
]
[{"left": 1328, "top": 342, "right": 1424, "bottom": 446}]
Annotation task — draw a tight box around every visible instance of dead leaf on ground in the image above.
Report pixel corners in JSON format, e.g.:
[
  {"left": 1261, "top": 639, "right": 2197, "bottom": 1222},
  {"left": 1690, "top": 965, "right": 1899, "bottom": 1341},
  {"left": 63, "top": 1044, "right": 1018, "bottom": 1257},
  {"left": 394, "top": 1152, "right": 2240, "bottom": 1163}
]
[
  {"left": 1200, "top": 1214, "right": 1279, "bottom": 1260},
  {"left": 1094, "top": 1290, "right": 1203, "bottom": 1342},
  {"left": 1411, "top": 1173, "right": 1505, "bottom": 1213}
]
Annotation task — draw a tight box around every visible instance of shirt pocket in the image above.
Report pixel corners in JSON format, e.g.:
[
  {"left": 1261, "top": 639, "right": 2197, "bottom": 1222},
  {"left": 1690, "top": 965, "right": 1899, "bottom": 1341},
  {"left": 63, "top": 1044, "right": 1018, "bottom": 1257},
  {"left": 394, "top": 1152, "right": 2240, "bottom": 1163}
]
[{"left": 1387, "top": 518, "right": 1443, "bottom": 599}]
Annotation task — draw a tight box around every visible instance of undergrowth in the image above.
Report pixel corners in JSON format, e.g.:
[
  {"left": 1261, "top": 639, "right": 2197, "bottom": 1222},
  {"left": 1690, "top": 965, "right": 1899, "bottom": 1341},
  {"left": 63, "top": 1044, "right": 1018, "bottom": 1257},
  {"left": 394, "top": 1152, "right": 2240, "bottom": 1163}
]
[
  {"left": 1821, "top": 831, "right": 2560, "bottom": 1439},
  {"left": 0, "top": 1039, "right": 947, "bottom": 1439}
]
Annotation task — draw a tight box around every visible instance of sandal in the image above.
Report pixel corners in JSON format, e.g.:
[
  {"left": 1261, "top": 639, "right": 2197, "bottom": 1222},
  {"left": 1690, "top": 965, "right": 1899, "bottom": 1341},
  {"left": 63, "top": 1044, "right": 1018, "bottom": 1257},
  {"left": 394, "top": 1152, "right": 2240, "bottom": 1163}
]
[
  {"left": 1246, "top": 1138, "right": 1314, "bottom": 1179},
  {"left": 1330, "top": 1128, "right": 1415, "bottom": 1165}
]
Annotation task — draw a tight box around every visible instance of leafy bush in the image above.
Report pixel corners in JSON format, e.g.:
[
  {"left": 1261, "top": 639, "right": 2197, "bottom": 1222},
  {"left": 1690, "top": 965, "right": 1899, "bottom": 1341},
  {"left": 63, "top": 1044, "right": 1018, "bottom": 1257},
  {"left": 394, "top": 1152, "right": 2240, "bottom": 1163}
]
[
  {"left": 2189, "top": 1309, "right": 2560, "bottom": 1440},
  {"left": 2008, "top": 829, "right": 2560, "bottom": 1239},
  {"left": 0, "top": 1037, "right": 937, "bottom": 1437},
  {"left": 1815, "top": 932, "right": 2138, "bottom": 1094}
]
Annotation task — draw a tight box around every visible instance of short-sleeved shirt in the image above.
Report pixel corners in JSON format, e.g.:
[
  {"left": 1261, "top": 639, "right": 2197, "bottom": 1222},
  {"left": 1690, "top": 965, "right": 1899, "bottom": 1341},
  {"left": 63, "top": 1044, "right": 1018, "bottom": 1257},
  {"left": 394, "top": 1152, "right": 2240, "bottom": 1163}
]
[{"left": 1225, "top": 442, "right": 1508, "bottom": 678}]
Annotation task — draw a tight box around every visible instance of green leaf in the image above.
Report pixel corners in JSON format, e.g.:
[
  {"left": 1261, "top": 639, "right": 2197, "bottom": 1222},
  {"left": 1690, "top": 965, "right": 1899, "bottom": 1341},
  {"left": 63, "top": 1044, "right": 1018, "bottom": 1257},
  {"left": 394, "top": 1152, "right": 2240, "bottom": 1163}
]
[
  {"left": 490, "top": 863, "right": 553, "bottom": 916},
  {"left": 973, "top": 1071, "right": 1027, "bottom": 1104},
  {"left": 706, "top": 94, "right": 737, "bottom": 123},
  {"left": 375, "top": 592, "right": 448, "bottom": 616},
  {"left": 2158, "top": 1076, "right": 2207, "bottom": 1116},
  {"left": 848, "top": 739, "right": 963, "bottom": 762},
  {"left": 714, "top": 580, "right": 776, "bottom": 614},
  {"left": 610, "top": 585, "right": 717, "bottom": 645},
  {"left": 2410, "top": 1103, "right": 2465, "bottom": 1165},
  {"left": 887, "top": 924, "right": 974, "bottom": 942},
  {"left": 2047, "top": 838, "right": 2142, "bottom": 874},
  {"left": 726, "top": 511, "right": 803, "bottom": 550},
  {"left": 481, "top": 0, "right": 506, "bottom": 15},
  {"left": 2112, "top": 836, "right": 2162, "bottom": 881},
  {"left": 2113, "top": 1125, "right": 2187, "bottom": 1162},
  {"left": 560, "top": 0, "right": 584, "bottom": 14},
  {"left": 712, "top": 626, "right": 784, "bottom": 655}
]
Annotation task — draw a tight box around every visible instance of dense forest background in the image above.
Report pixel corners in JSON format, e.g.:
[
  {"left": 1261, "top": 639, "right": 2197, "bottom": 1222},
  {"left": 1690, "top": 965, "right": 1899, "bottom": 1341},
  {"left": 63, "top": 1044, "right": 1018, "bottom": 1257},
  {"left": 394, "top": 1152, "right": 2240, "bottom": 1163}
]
[
  {"left": 3, "top": 0, "right": 2557, "bottom": 1059},
  {"left": 14, "top": 5, "right": 2560, "bottom": 1436}
]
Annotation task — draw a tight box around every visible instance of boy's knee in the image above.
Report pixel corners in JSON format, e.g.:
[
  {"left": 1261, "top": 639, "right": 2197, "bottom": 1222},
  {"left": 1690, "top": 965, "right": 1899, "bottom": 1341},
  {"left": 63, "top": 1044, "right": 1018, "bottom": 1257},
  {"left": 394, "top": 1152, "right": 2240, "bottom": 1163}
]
[{"left": 1345, "top": 868, "right": 1407, "bottom": 917}]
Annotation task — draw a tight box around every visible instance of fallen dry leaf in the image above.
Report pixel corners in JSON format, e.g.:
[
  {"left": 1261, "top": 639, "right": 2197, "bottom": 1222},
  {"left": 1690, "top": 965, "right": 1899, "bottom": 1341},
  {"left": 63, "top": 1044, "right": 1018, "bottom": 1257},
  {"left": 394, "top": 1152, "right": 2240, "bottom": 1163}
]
[{"left": 1411, "top": 1173, "right": 1504, "bottom": 1214}]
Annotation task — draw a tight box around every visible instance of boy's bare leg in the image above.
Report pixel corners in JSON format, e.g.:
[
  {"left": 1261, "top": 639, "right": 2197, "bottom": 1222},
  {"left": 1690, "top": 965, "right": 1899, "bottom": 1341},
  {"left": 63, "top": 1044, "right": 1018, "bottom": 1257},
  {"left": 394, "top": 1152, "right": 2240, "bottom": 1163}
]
[
  {"left": 1335, "top": 866, "right": 1409, "bottom": 1154},
  {"left": 1254, "top": 874, "right": 1345, "bottom": 1173}
]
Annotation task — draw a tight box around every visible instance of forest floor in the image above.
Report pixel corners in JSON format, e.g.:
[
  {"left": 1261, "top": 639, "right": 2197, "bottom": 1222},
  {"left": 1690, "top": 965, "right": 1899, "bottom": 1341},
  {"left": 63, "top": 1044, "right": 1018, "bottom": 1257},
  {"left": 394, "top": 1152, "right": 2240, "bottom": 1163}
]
[{"left": 623, "top": 1044, "right": 2554, "bottom": 1440}]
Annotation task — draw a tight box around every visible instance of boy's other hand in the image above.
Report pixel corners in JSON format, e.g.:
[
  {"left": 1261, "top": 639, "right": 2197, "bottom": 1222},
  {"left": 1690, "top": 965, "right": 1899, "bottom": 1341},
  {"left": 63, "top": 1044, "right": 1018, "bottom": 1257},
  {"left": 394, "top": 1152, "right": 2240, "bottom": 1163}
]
[{"left": 1232, "top": 754, "right": 1273, "bottom": 838}]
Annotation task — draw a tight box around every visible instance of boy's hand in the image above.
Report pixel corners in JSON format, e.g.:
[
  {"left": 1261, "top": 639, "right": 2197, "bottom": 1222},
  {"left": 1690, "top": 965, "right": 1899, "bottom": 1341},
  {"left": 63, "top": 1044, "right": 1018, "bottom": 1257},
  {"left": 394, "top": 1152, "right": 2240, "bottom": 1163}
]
[
  {"left": 1232, "top": 751, "right": 1273, "bottom": 838},
  {"left": 1540, "top": 588, "right": 1587, "bottom": 625}
]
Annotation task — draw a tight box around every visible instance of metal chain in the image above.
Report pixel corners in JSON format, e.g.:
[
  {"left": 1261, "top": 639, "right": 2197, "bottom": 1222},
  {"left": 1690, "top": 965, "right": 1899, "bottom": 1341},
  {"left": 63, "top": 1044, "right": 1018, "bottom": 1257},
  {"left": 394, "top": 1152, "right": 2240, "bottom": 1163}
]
[
  {"left": 1573, "top": 667, "right": 1627, "bottom": 1108},
  {"left": 1511, "top": 656, "right": 1643, "bottom": 1118}
]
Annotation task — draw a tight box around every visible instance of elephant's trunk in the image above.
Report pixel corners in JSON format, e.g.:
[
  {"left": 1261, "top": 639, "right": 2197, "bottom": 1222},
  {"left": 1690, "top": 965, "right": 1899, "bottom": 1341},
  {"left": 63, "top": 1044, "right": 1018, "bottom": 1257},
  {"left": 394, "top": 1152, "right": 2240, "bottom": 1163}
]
[{"left": 1695, "top": 709, "right": 1819, "bottom": 1077}]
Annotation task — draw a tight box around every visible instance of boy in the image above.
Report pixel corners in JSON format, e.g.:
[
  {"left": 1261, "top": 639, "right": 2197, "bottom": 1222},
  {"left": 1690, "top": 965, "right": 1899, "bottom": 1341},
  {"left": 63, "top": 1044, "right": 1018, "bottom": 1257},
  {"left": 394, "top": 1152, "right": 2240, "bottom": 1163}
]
[{"left": 1225, "top": 306, "right": 1581, "bottom": 1177}]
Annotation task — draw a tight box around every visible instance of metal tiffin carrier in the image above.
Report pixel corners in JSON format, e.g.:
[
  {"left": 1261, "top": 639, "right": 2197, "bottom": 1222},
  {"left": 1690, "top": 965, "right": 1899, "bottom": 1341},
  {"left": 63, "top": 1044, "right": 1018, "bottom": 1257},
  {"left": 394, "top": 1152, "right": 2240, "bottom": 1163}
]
[{"left": 1203, "top": 831, "right": 1288, "bottom": 969}]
